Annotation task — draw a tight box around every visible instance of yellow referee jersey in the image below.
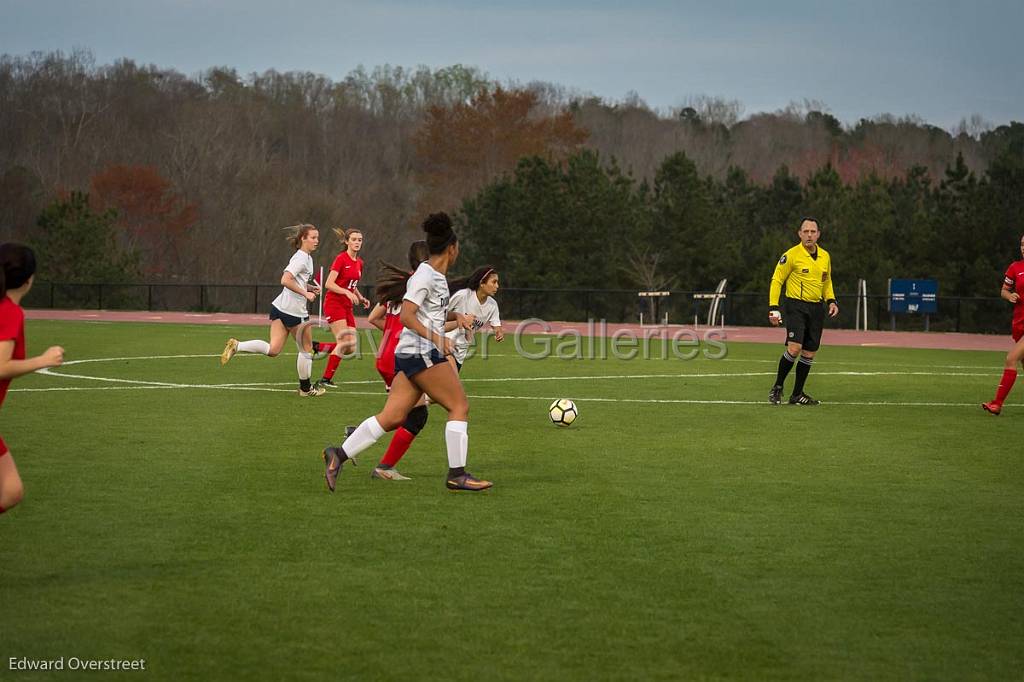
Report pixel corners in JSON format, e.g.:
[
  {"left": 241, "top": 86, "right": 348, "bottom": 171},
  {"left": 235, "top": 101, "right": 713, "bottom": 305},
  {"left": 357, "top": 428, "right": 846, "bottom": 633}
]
[{"left": 769, "top": 244, "right": 836, "bottom": 306}]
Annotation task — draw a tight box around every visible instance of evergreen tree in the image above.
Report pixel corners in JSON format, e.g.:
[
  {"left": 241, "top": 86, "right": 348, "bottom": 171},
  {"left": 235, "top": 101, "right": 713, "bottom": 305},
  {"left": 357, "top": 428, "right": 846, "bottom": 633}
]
[{"left": 29, "top": 191, "right": 140, "bottom": 282}]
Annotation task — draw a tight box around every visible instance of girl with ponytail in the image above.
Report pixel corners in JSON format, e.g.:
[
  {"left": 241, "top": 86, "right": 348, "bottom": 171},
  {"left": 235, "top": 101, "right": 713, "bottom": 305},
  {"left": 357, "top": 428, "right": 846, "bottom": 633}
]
[
  {"left": 321, "top": 213, "right": 493, "bottom": 492},
  {"left": 316, "top": 227, "right": 371, "bottom": 388},
  {"left": 443, "top": 265, "right": 504, "bottom": 372},
  {"left": 0, "top": 243, "right": 65, "bottom": 517},
  {"left": 355, "top": 240, "right": 431, "bottom": 480},
  {"left": 219, "top": 224, "right": 329, "bottom": 397}
]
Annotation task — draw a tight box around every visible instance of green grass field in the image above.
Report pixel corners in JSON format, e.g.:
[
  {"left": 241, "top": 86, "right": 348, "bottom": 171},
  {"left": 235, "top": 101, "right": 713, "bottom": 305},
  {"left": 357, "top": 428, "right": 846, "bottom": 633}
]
[{"left": 3, "top": 320, "right": 1023, "bottom": 680}]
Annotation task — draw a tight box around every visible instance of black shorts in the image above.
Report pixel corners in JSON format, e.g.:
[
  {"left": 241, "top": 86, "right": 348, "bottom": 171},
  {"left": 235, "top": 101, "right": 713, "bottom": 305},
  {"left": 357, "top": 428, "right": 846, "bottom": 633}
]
[
  {"left": 269, "top": 305, "right": 307, "bottom": 330},
  {"left": 783, "top": 298, "right": 825, "bottom": 352},
  {"left": 395, "top": 349, "right": 448, "bottom": 380}
]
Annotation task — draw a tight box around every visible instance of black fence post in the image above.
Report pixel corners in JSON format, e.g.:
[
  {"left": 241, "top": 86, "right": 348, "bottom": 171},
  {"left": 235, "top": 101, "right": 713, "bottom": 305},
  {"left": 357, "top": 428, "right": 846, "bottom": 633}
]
[
  {"left": 97, "top": 284, "right": 103, "bottom": 309},
  {"left": 254, "top": 286, "right": 259, "bottom": 314},
  {"left": 956, "top": 298, "right": 961, "bottom": 333},
  {"left": 148, "top": 285, "right": 153, "bottom": 311},
  {"left": 199, "top": 285, "right": 205, "bottom": 311},
  {"left": 50, "top": 282, "right": 54, "bottom": 308}
]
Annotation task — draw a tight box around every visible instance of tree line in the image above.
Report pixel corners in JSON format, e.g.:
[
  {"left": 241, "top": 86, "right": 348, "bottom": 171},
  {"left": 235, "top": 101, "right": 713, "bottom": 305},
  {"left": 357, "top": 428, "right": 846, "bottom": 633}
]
[
  {"left": 459, "top": 134, "right": 1023, "bottom": 308},
  {"left": 0, "top": 49, "right": 1021, "bottom": 309}
]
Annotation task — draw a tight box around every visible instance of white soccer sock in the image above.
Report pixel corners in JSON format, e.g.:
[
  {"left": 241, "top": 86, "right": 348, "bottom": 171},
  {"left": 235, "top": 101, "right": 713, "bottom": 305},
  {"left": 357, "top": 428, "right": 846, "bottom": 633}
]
[
  {"left": 445, "top": 421, "right": 468, "bottom": 468},
  {"left": 342, "top": 416, "right": 386, "bottom": 459},
  {"left": 237, "top": 340, "right": 270, "bottom": 355},
  {"left": 297, "top": 352, "right": 312, "bottom": 380}
]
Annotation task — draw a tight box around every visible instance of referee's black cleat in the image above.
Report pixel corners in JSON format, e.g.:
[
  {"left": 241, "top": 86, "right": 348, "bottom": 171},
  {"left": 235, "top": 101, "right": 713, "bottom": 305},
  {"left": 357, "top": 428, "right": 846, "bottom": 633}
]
[
  {"left": 769, "top": 385, "right": 783, "bottom": 405},
  {"left": 788, "top": 392, "right": 820, "bottom": 406}
]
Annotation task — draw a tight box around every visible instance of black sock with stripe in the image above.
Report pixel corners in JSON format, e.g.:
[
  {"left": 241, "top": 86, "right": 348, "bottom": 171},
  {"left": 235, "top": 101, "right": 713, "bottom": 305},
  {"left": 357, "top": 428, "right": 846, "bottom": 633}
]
[
  {"left": 792, "top": 356, "right": 813, "bottom": 395},
  {"left": 774, "top": 351, "right": 796, "bottom": 388}
]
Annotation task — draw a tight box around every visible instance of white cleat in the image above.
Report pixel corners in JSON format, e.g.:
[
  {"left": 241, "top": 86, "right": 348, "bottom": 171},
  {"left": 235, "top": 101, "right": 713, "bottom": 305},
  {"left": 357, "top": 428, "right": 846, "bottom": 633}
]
[{"left": 372, "top": 467, "right": 411, "bottom": 481}]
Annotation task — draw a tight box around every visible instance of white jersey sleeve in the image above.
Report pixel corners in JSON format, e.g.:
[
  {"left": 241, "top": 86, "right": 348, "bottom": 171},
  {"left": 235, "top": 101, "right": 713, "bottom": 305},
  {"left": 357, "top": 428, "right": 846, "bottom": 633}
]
[
  {"left": 396, "top": 263, "right": 450, "bottom": 356},
  {"left": 284, "top": 251, "right": 309, "bottom": 281},
  {"left": 403, "top": 264, "right": 433, "bottom": 308},
  {"left": 271, "top": 250, "right": 312, "bottom": 318},
  {"left": 484, "top": 296, "right": 501, "bottom": 328},
  {"left": 447, "top": 288, "right": 471, "bottom": 315}
]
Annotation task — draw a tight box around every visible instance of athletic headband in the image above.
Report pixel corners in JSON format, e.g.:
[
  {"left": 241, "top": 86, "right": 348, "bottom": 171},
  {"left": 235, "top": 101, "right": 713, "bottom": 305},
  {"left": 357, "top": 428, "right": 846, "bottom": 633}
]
[{"left": 480, "top": 268, "right": 495, "bottom": 282}]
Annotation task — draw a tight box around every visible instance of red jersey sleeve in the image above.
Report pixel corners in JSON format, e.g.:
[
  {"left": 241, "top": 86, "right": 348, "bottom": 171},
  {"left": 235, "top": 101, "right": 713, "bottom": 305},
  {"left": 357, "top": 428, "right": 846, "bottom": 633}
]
[
  {"left": 1004, "top": 264, "right": 1017, "bottom": 288},
  {"left": 330, "top": 252, "right": 348, "bottom": 274},
  {"left": 0, "top": 299, "right": 24, "bottom": 342}
]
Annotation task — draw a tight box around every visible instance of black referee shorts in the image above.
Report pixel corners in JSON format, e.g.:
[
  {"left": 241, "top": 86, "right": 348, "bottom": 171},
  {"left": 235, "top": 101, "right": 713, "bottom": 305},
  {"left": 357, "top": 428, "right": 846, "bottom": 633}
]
[{"left": 783, "top": 297, "right": 825, "bottom": 351}]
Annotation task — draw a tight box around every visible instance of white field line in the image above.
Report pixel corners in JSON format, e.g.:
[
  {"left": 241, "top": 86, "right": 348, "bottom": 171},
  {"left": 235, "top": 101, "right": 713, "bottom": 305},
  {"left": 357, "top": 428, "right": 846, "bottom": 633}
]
[
  {"left": 19, "top": 353, "right": 1010, "bottom": 408},
  {"left": 54, "top": 352, "right": 998, "bottom": 372},
  {"left": 11, "top": 383, "right": 1017, "bottom": 409},
  {"left": 35, "top": 366, "right": 997, "bottom": 389}
]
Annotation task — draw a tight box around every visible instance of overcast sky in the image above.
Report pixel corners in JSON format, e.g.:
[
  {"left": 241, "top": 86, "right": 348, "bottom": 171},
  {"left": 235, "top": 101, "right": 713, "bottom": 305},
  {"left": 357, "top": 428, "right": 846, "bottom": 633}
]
[{"left": 3, "top": 0, "right": 1021, "bottom": 129}]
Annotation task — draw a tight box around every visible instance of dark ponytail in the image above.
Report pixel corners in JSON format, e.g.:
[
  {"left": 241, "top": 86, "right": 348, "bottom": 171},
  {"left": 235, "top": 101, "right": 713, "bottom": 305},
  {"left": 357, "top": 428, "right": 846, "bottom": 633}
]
[
  {"left": 375, "top": 240, "right": 432, "bottom": 307},
  {"left": 408, "top": 240, "right": 429, "bottom": 271},
  {"left": 375, "top": 262, "right": 412, "bottom": 307},
  {"left": 0, "top": 243, "right": 36, "bottom": 299},
  {"left": 423, "top": 212, "right": 457, "bottom": 254}
]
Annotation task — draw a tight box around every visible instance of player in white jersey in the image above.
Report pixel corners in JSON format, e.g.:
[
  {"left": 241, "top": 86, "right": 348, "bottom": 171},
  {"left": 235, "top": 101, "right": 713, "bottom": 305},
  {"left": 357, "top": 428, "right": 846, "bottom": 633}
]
[
  {"left": 444, "top": 265, "right": 504, "bottom": 371},
  {"left": 321, "top": 213, "right": 493, "bottom": 492},
  {"left": 219, "top": 224, "right": 328, "bottom": 397}
]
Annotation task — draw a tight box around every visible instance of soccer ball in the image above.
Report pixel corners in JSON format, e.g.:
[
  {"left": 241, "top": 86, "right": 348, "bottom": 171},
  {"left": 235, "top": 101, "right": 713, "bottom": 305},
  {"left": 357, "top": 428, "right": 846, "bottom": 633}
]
[{"left": 548, "top": 399, "right": 578, "bottom": 427}]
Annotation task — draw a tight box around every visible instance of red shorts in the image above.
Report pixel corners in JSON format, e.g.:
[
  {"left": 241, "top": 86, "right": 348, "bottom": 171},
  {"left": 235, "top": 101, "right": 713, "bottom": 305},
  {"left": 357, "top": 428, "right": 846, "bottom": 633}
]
[
  {"left": 1014, "top": 323, "right": 1023, "bottom": 343},
  {"left": 0, "top": 435, "right": 8, "bottom": 456},
  {"left": 324, "top": 301, "right": 356, "bottom": 328},
  {"left": 377, "top": 368, "right": 396, "bottom": 390}
]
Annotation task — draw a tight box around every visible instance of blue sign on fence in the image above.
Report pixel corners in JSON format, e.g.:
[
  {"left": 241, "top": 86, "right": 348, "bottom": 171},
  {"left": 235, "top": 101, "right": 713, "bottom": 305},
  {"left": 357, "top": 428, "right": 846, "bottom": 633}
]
[{"left": 889, "top": 279, "right": 938, "bottom": 314}]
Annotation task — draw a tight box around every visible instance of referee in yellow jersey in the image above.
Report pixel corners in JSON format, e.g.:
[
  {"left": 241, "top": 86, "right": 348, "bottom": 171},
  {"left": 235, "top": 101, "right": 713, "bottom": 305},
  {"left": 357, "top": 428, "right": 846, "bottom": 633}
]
[{"left": 768, "top": 218, "right": 839, "bottom": 405}]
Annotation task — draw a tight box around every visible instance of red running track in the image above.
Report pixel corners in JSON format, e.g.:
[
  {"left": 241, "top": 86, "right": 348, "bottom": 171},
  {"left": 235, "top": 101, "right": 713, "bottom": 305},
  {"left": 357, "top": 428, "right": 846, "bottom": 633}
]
[{"left": 25, "top": 308, "right": 1015, "bottom": 353}]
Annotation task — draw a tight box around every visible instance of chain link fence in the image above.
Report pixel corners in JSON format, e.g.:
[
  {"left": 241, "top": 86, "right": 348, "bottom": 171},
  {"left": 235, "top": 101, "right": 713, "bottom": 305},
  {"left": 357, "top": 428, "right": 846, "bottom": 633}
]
[{"left": 22, "top": 282, "right": 1011, "bottom": 334}]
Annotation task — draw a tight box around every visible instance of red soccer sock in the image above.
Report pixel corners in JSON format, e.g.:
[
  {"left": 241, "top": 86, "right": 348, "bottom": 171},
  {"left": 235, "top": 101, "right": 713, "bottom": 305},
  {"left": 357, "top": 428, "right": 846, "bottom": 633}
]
[
  {"left": 318, "top": 342, "right": 337, "bottom": 354},
  {"left": 380, "top": 428, "right": 416, "bottom": 468},
  {"left": 994, "top": 368, "right": 1018, "bottom": 405},
  {"left": 323, "top": 354, "right": 342, "bottom": 380}
]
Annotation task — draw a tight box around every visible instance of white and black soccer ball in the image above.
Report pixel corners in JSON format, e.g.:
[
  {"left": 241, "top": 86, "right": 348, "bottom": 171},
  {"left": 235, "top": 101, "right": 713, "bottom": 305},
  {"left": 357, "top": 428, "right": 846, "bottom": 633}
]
[{"left": 548, "top": 398, "right": 578, "bottom": 427}]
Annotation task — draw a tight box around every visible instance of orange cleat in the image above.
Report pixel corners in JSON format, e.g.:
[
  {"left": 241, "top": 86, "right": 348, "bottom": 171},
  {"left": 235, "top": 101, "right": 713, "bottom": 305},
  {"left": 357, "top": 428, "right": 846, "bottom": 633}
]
[{"left": 446, "top": 472, "right": 493, "bottom": 491}]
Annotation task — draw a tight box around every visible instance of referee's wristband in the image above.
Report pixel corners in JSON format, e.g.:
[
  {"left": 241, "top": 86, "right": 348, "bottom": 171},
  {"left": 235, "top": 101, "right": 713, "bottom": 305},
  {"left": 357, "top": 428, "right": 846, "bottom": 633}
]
[
  {"left": 826, "top": 299, "right": 837, "bottom": 306},
  {"left": 769, "top": 305, "right": 780, "bottom": 313}
]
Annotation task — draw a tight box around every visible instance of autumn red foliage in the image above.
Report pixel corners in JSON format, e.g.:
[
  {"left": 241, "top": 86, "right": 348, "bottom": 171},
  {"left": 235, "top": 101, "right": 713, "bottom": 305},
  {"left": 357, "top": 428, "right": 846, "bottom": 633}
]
[{"left": 88, "top": 165, "right": 198, "bottom": 275}]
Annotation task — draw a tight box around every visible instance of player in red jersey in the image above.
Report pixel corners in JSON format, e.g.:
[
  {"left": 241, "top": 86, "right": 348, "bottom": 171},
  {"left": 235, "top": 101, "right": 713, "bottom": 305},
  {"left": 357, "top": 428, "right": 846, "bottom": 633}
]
[
  {"left": 0, "top": 244, "right": 64, "bottom": 516},
  {"left": 982, "top": 234, "right": 1024, "bottom": 415},
  {"left": 360, "top": 240, "right": 431, "bottom": 480},
  {"left": 318, "top": 227, "right": 371, "bottom": 388}
]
